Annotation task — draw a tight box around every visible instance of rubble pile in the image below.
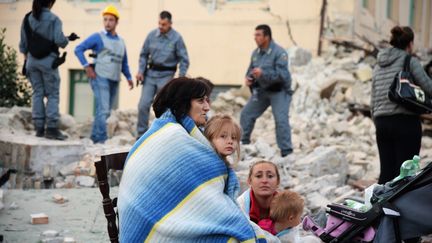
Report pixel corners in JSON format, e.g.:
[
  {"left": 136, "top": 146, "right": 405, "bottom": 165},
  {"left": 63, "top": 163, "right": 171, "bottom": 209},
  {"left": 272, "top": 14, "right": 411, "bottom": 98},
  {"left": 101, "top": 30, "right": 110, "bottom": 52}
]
[
  {"left": 2, "top": 45, "right": 432, "bottom": 212},
  {"left": 213, "top": 46, "right": 381, "bottom": 211},
  {"left": 105, "top": 109, "right": 138, "bottom": 146},
  {"left": 214, "top": 47, "right": 432, "bottom": 212}
]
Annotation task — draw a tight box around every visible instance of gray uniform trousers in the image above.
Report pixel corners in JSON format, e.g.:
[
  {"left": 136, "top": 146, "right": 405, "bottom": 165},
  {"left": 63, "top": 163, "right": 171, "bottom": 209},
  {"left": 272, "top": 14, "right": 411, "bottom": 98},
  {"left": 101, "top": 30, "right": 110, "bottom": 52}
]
[
  {"left": 240, "top": 88, "right": 293, "bottom": 155},
  {"left": 26, "top": 55, "right": 60, "bottom": 129},
  {"left": 137, "top": 74, "right": 173, "bottom": 137}
]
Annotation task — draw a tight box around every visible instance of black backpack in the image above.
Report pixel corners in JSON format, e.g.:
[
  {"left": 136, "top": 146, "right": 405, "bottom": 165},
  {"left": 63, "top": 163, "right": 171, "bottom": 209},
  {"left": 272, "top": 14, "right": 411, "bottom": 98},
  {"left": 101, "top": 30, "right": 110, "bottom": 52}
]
[{"left": 23, "top": 12, "right": 58, "bottom": 59}]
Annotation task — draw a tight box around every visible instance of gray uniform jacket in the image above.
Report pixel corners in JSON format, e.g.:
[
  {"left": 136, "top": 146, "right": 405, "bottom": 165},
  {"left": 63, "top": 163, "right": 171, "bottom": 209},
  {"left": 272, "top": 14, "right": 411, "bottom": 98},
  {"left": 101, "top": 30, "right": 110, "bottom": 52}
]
[
  {"left": 371, "top": 47, "right": 432, "bottom": 118},
  {"left": 246, "top": 40, "right": 292, "bottom": 92},
  {"left": 19, "top": 8, "right": 68, "bottom": 68},
  {"left": 138, "top": 28, "right": 189, "bottom": 78}
]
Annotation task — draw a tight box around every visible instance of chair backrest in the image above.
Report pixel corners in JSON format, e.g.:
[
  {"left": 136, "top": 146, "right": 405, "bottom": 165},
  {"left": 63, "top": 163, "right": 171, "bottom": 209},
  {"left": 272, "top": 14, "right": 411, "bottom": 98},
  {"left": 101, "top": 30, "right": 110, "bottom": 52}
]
[{"left": 95, "top": 151, "right": 128, "bottom": 243}]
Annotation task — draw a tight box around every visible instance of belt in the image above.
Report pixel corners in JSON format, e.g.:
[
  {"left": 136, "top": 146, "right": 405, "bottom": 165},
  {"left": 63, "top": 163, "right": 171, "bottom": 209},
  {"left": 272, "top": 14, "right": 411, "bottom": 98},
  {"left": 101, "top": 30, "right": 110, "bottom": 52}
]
[{"left": 148, "top": 63, "right": 177, "bottom": 72}]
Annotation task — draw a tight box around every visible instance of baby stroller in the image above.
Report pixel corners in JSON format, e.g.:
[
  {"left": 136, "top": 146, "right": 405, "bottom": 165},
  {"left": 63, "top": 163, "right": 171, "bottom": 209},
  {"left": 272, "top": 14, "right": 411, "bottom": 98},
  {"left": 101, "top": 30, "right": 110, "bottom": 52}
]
[{"left": 303, "top": 161, "right": 432, "bottom": 243}]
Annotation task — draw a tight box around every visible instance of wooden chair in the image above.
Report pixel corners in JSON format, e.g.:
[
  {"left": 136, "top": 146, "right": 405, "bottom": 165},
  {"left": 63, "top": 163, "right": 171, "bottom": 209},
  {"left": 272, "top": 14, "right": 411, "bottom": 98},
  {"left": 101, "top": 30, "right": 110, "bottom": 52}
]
[{"left": 94, "top": 151, "right": 128, "bottom": 243}]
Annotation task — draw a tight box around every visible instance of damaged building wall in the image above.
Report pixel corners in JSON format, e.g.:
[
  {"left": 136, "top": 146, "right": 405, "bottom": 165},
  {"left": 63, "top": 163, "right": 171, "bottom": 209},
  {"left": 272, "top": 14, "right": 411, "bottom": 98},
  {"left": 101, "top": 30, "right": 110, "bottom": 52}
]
[
  {"left": 0, "top": 0, "right": 354, "bottom": 117},
  {"left": 354, "top": 0, "right": 432, "bottom": 51}
]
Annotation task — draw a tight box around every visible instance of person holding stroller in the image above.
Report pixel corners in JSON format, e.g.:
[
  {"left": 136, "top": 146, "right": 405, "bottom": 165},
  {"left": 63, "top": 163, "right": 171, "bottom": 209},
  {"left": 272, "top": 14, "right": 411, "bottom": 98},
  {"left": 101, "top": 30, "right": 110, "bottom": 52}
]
[
  {"left": 371, "top": 26, "right": 432, "bottom": 185},
  {"left": 19, "top": 0, "right": 79, "bottom": 140}
]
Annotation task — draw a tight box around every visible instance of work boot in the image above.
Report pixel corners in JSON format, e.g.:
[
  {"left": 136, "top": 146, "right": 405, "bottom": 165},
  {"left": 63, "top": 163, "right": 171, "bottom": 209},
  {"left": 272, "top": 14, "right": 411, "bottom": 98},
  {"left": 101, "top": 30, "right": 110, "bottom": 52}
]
[
  {"left": 35, "top": 127, "right": 45, "bottom": 137},
  {"left": 45, "top": 128, "right": 67, "bottom": 140}
]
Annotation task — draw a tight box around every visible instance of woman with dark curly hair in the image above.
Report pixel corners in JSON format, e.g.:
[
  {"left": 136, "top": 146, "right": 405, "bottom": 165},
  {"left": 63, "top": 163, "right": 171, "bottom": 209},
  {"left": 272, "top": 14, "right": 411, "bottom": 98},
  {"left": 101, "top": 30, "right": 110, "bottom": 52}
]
[{"left": 118, "top": 77, "right": 273, "bottom": 242}]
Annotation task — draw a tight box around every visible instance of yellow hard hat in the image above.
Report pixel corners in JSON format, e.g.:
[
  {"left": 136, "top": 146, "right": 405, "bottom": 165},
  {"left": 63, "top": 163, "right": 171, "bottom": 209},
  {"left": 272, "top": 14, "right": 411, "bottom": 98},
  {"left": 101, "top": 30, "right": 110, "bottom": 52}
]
[{"left": 102, "top": 5, "right": 120, "bottom": 19}]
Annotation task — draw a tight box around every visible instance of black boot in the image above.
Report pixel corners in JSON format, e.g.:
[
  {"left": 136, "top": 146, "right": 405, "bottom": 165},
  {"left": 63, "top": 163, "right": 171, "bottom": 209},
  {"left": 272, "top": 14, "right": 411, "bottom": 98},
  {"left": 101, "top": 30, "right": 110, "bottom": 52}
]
[
  {"left": 36, "top": 127, "right": 45, "bottom": 137},
  {"left": 45, "top": 128, "right": 67, "bottom": 140}
]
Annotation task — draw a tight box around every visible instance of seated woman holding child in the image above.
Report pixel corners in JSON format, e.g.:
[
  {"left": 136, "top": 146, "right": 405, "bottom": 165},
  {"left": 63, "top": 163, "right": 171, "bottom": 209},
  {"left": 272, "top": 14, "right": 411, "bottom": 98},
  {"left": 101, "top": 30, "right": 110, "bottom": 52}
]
[
  {"left": 118, "top": 77, "right": 275, "bottom": 242},
  {"left": 237, "top": 161, "right": 320, "bottom": 243}
]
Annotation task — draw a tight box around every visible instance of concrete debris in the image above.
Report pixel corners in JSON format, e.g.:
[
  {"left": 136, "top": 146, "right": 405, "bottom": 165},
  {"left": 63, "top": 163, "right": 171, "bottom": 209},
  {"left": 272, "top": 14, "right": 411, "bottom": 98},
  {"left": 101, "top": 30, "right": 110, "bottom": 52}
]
[
  {"left": 31, "top": 213, "right": 49, "bottom": 224},
  {"left": 59, "top": 114, "right": 77, "bottom": 131},
  {"left": 210, "top": 48, "right": 386, "bottom": 212},
  {"left": 41, "top": 230, "right": 59, "bottom": 238},
  {"left": 0, "top": 46, "right": 412, "bottom": 214},
  {"left": 254, "top": 138, "right": 276, "bottom": 159},
  {"left": 355, "top": 63, "right": 373, "bottom": 82},
  {"left": 288, "top": 46, "right": 312, "bottom": 66},
  {"left": 9, "top": 201, "right": 19, "bottom": 210},
  {"left": 63, "top": 237, "right": 76, "bottom": 243},
  {"left": 52, "top": 194, "right": 68, "bottom": 204},
  {"left": 75, "top": 176, "right": 95, "bottom": 188},
  {"left": 39, "top": 229, "right": 68, "bottom": 243}
]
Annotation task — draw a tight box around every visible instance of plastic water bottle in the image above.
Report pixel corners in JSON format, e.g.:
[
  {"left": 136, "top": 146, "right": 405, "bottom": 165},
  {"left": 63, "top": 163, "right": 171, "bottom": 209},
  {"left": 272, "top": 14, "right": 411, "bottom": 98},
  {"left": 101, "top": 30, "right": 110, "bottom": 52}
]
[
  {"left": 392, "top": 155, "right": 421, "bottom": 182},
  {"left": 344, "top": 199, "right": 370, "bottom": 212}
]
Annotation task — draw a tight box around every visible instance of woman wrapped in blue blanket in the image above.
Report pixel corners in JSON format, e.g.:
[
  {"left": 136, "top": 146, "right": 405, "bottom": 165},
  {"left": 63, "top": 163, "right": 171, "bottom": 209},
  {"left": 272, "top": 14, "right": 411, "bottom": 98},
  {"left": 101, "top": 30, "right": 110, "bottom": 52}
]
[{"left": 118, "top": 77, "right": 275, "bottom": 242}]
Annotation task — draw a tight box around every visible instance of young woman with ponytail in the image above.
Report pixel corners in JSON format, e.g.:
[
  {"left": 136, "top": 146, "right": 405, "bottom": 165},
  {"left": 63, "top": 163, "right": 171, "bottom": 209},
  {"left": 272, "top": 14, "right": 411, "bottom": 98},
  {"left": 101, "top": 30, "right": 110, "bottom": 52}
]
[{"left": 371, "top": 26, "right": 432, "bottom": 185}]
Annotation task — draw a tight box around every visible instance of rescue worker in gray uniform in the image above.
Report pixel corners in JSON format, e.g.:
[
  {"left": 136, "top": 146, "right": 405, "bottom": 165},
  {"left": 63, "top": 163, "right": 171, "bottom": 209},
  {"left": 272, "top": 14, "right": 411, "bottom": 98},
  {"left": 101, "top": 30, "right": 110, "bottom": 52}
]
[
  {"left": 136, "top": 11, "right": 189, "bottom": 138},
  {"left": 240, "top": 24, "right": 293, "bottom": 157},
  {"left": 19, "top": 0, "right": 78, "bottom": 140}
]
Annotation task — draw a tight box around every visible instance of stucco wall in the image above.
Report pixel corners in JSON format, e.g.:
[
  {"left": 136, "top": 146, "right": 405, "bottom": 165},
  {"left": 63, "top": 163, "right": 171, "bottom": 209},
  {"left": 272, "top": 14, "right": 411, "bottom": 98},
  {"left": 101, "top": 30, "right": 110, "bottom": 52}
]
[{"left": 0, "top": 0, "right": 354, "bottom": 112}]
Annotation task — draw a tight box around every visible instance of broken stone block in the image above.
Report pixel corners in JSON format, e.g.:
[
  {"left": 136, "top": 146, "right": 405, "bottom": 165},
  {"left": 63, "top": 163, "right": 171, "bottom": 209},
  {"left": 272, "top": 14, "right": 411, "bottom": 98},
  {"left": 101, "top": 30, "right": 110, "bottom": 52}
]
[
  {"left": 234, "top": 97, "right": 247, "bottom": 106},
  {"left": 63, "top": 237, "right": 76, "bottom": 243},
  {"left": 31, "top": 213, "right": 49, "bottom": 224},
  {"left": 117, "top": 121, "right": 129, "bottom": 131},
  {"left": 41, "top": 237, "right": 64, "bottom": 243},
  {"left": 59, "top": 114, "right": 76, "bottom": 131},
  {"left": 9, "top": 201, "right": 19, "bottom": 210},
  {"left": 55, "top": 182, "right": 65, "bottom": 189},
  {"left": 288, "top": 46, "right": 312, "bottom": 66},
  {"left": 320, "top": 185, "right": 337, "bottom": 198},
  {"left": 52, "top": 194, "right": 67, "bottom": 204},
  {"left": 75, "top": 176, "right": 95, "bottom": 187},
  {"left": 306, "top": 192, "right": 330, "bottom": 211},
  {"left": 296, "top": 146, "right": 348, "bottom": 180},
  {"left": 0, "top": 133, "right": 84, "bottom": 177},
  {"left": 59, "top": 162, "right": 79, "bottom": 177},
  {"left": 254, "top": 138, "right": 276, "bottom": 159},
  {"left": 41, "top": 230, "right": 59, "bottom": 238},
  {"left": 7, "top": 106, "right": 33, "bottom": 131},
  {"left": 355, "top": 64, "right": 373, "bottom": 82},
  {"left": 348, "top": 165, "right": 366, "bottom": 180},
  {"left": 34, "top": 179, "right": 41, "bottom": 190}
]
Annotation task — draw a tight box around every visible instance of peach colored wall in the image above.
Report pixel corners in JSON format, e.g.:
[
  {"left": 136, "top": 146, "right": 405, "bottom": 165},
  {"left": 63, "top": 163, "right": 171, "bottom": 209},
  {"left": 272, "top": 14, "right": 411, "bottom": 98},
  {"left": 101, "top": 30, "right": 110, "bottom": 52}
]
[{"left": 0, "top": 0, "right": 354, "bottom": 112}]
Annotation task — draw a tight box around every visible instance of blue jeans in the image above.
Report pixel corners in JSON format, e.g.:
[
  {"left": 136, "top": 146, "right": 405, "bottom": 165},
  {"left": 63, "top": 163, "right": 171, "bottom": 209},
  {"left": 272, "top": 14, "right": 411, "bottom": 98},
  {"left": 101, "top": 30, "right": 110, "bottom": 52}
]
[
  {"left": 137, "top": 74, "right": 173, "bottom": 136},
  {"left": 240, "top": 88, "right": 293, "bottom": 155},
  {"left": 27, "top": 64, "right": 60, "bottom": 129},
  {"left": 90, "top": 76, "right": 119, "bottom": 143}
]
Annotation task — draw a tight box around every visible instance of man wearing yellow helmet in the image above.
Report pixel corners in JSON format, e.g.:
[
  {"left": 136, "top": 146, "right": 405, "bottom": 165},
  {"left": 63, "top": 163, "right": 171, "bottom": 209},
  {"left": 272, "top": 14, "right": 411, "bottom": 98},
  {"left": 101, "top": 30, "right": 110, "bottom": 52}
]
[{"left": 74, "top": 5, "right": 134, "bottom": 144}]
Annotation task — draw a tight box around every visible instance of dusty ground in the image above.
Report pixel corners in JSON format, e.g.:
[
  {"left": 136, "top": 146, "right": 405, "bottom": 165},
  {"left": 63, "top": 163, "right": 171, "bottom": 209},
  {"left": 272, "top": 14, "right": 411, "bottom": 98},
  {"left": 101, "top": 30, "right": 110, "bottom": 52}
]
[{"left": 0, "top": 188, "right": 116, "bottom": 243}]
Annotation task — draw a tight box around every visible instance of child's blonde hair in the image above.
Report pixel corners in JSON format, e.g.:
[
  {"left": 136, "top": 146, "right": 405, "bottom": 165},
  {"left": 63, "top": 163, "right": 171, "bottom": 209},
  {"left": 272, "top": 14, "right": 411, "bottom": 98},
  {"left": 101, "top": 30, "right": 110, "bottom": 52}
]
[
  {"left": 204, "top": 114, "right": 241, "bottom": 163},
  {"left": 270, "top": 190, "right": 304, "bottom": 222}
]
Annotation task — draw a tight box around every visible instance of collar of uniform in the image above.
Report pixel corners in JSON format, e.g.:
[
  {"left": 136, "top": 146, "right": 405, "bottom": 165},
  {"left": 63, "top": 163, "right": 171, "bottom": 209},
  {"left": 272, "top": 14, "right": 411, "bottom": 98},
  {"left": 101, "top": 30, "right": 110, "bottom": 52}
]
[
  {"left": 258, "top": 40, "right": 275, "bottom": 54},
  {"left": 156, "top": 28, "right": 174, "bottom": 39},
  {"left": 41, "top": 7, "right": 50, "bottom": 12}
]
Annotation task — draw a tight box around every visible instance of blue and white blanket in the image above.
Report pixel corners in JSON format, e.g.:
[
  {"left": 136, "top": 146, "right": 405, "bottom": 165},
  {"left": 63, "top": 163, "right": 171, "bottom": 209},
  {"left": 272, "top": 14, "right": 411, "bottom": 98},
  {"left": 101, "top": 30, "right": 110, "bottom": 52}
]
[{"left": 118, "top": 110, "right": 267, "bottom": 242}]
